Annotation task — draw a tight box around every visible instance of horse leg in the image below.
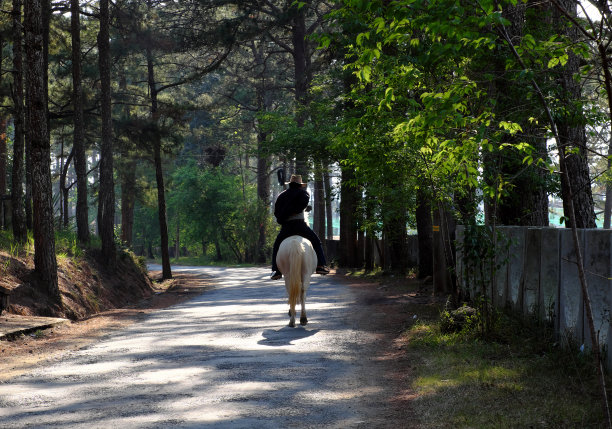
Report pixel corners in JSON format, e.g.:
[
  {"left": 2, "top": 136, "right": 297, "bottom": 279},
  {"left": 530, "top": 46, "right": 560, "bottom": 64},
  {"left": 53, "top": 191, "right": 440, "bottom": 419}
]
[
  {"left": 299, "top": 288, "right": 308, "bottom": 326},
  {"left": 288, "top": 306, "right": 296, "bottom": 328}
]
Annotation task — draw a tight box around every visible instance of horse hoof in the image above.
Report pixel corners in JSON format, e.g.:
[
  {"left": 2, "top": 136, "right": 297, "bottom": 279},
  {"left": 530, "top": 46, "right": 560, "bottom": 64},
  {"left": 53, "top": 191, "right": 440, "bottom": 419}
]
[
  {"left": 288, "top": 320, "right": 295, "bottom": 328},
  {"left": 300, "top": 316, "right": 308, "bottom": 326}
]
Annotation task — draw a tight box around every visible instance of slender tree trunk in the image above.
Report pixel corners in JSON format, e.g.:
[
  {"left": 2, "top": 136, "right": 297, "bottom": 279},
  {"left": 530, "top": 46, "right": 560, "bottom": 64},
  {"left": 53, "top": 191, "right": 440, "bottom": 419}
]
[
  {"left": 364, "top": 190, "right": 375, "bottom": 270},
  {"left": 323, "top": 169, "right": 333, "bottom": 239},
  {"left": 0, "top": 117, "right": 7, "bottom": 229},
  {"left": 71, "top": 0, "right": 89, "bottom": 244},
  {"left": 98, "top": 0, "right": 116, "bottom": 264},
  {"left": 146, "top": 46, "right": 172, "bottom": 279},
  {"left": 24, "top": 0, "right": 59, "bottom": 301},
  {"left": 58, "top": 141, "right": 64, "bottom": 226},
  {"left": 24, "top": 116, "right": 33, "bottom": 231},
  {"left": 153, "top": 139, "right": 171, "bottom": 278},
  {"left": 313, "top": 167, "right": 325, "bottom": 242},
  {"left": 175, "top": 217, "right": 180, "bottom": 261},
  {"left": 11, "top": 0, "right": 27, "bottom": 242},
  {"left": 256, "top": 133, "right": 270, "bottom": 263},
  {"left": 59, "top": 147, "right": 74, "bottom": 228},
  {"left": 118, "top": 71, "right": 135, "bottom": 247},
  {"left": 215, "top": 239, "right": 222, "bottom": 261},
  {"left": 120, "top": 162, "right": 136, "bottom": 246},
  {"left": 253, "top": 40, "right": 271, "bottom": 263}
]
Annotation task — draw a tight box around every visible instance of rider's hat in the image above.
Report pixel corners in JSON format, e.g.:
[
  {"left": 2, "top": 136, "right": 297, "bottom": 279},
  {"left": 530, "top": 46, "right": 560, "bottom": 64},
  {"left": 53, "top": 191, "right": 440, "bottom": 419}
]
[{"left": 286, "top": 174, "right": 307, "bottom": 187}]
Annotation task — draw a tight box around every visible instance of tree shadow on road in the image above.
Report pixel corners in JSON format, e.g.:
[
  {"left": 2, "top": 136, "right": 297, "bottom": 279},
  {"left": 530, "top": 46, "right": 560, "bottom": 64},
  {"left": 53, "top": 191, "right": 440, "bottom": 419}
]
[{"left": 258, "top": 326, "right": 320, "bottom": 347}]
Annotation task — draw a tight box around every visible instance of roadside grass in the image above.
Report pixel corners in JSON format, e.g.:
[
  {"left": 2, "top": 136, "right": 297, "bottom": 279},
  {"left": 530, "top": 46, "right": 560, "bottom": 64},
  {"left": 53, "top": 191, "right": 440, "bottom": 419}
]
[
  {"left": 405, "top": 315, "right": 605, "bottom": 428},
  {"left": 0, "top": 229, "right": 146, "bottom": 274}
]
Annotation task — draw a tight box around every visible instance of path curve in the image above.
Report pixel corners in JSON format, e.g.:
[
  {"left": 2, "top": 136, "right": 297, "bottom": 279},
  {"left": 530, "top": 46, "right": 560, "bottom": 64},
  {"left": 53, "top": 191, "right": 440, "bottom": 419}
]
[{"left": 0, "top": 266, "right": 403, "bottom": 428}]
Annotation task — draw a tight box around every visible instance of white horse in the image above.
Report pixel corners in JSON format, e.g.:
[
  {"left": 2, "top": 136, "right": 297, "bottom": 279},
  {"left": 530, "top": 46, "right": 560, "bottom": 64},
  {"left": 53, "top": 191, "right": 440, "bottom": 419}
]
[{"left": 276, "top": 235, "right": 317, "bottom": 327}]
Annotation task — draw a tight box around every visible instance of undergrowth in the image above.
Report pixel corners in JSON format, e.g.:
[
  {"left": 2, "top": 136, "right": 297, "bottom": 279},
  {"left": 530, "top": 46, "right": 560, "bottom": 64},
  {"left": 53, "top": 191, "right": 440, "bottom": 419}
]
[
  {"left": 405, "top": 309, "right": 606, "bottom": 428},
  {"left": 0, "top": 229, "right": 146, "bottom": 273}
]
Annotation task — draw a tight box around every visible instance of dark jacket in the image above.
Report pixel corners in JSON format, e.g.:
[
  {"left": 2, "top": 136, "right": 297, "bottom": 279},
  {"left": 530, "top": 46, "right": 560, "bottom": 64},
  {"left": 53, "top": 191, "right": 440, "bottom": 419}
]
[{"left": 274, "top": 186, "right": 310, "bottom": 224}]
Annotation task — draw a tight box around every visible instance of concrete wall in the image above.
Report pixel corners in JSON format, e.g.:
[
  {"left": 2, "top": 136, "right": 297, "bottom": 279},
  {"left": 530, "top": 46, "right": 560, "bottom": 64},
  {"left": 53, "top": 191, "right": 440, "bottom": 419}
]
[{"left": 456, "top": 226, "right": 612, "bottom": 367}]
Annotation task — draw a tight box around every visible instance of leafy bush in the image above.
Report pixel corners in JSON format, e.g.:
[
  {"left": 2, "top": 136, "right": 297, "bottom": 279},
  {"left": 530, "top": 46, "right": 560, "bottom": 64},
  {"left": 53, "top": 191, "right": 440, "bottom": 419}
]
[{"left": 440, "top": 304, "right": 478, "bottom": 334}]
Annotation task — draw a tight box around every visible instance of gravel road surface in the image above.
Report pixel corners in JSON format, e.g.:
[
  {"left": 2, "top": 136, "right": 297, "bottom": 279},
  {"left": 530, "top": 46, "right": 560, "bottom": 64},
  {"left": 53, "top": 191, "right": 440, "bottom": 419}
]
[{"left": 0, "top": 266, "right": 404, "bottom": 428}]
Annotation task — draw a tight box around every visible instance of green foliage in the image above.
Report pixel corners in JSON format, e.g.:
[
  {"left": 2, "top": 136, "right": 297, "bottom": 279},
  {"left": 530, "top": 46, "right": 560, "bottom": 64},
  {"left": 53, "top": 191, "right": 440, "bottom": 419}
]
[
  {"left": 456, "top": 224, "right": 510, "bottom": 334},
  {"left": 440, "top": 304, "right": 479, "bottom": 334},
  {"left": 168, "top": 161, "right": 273, "bottom": 263},
  {"left": 119, "top": 248, "right": 148, "bottom": 274},
  {"left": 329, "top": 0, "right": 597, "bottom": 226},
  {"left": 258, "top": 92, "right": 338, "bottom": 166},
  {"left": 55, "top": 230, "right": 85, "bottom": 259}
]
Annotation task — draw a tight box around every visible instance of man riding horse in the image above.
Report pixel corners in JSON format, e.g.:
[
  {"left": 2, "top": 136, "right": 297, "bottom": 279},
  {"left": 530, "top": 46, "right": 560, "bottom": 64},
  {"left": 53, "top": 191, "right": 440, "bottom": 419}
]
[{"left": 270, "top": 174, "right": 330, "bottom": 280}]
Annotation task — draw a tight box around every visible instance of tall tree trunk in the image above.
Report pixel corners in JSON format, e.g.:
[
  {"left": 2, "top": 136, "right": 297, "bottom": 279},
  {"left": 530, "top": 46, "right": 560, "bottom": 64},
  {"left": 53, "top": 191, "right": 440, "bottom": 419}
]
[
  {"left": 71, "top": 0, "right": 89, "bottom": 244},
  {"left": 290, "top": 0, "right": 311, "bottom": 176},
  {"left": 24, "top": 0, "right": 33, "bottom": 233},
  {"left": 416, "top": 187, "right": 433, "bottom": 279},
  {"left": 383, "top": 201, "right": 407, "bottom": 274},
  {"left": 323, "top": 169, "right": 333, "bottom": 239},
  {"left": 339, "top": 165, "right": 359, "bottom": 267},
  {"left": 253, "top": 40, "right": 271, "bottom": 263},
  {"left": 432, "top": 205, "right": 454, "bottom": 295},
  {"left": 256, "top": 132, "right": 270, "bottom": 263},
  {"left": 313, "top": 167, "right": 325, "bottom": 242},
  {"left": 485, "top": 1, "right": 549, "bottom": 226},
  {"left": 558, "top": 127, "right": 596, "bottom": 228},
  {"left": 24, "top": 0, "right": 59, "bottom": 301},
  {"left": 175, "top": 217, "right": 180, "bottom": 261},
  {"left": 58, "top": 142, "right": 64, "bottom": 226},
  {"left": 24, "top": 116, "right": 33, "bottom": 231},
  {"left": 596, "top": 35, "right": 612, "bottom": 228},
  {"left": 120, "top": 161, "right": 136, "bottom": 246},
  {"left": 554, "top": 0, "right": 596, "bottom": 228},
  {"left": 0, "top": 42, "right": 4, "bottom": 227},
  {"left": 98, "top": 0, "right": 116, "bottom": 264},
  {"left": 0, "top": 117, "right": 7, "bottom": 229},
  {"left": 11, "top": 0, "right": 27, "bottom": 242},
  {"left": 118, "top": 71, "right": 135, "bottom": 247},
  {"left": 146, "top": 46, "right": 172, "bottom": 279},
  {"left": 363, "top": 190, "right": 375, "bottom": 270}
]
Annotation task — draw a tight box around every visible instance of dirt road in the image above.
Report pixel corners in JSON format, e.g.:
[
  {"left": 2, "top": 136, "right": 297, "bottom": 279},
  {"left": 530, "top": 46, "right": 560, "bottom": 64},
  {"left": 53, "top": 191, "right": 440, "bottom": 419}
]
[{"left": 0, "top": 266, "right": 415, "bottom": 428}]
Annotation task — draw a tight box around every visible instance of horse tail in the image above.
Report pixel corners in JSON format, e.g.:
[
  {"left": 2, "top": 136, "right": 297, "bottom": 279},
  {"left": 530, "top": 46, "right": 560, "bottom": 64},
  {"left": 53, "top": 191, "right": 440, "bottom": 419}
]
[{"left": 287, "top": 239, "right": 304, "bottom": 310}]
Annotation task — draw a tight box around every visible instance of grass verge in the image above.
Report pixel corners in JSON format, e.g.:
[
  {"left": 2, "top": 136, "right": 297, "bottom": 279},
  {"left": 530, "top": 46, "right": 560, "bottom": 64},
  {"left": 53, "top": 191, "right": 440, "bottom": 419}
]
[{"left": 404, "top": 314, "right": 606, "bottom": 428}]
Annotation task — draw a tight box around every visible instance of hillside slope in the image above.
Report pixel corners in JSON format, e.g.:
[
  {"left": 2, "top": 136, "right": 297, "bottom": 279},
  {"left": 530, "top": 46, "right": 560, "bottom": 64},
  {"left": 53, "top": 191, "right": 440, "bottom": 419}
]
[{"left": 1, "top": 249, "right": 153, "bottom": 320}]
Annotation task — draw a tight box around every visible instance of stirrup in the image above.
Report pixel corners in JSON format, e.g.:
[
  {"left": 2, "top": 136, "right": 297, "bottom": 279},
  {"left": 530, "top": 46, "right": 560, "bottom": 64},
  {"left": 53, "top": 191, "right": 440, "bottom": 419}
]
[{"left": 270, "top": 271, "right": 282, "bottom": 280}]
